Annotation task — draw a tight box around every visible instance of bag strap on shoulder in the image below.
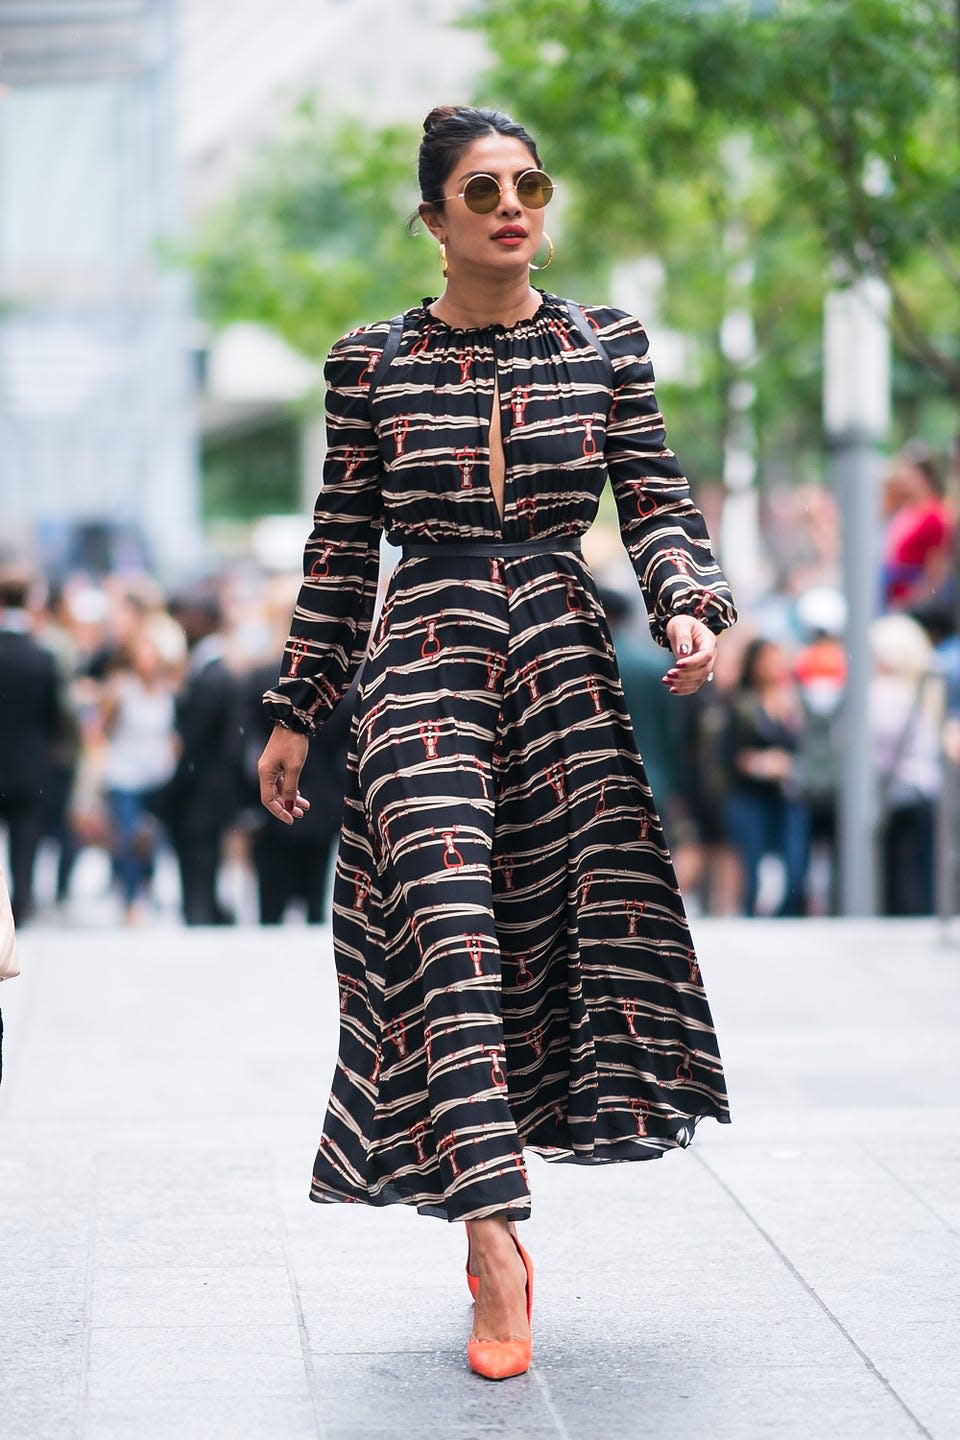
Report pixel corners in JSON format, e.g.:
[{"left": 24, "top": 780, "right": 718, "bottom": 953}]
[
  {"left": 366, "top": 301, "right": 615, "bottom": 400},
  {"left": 366, "top": 314, "right": 404, "bottom": 401},
  {"left": 564, "top": 300, "right": 614, "bottom": 389}
]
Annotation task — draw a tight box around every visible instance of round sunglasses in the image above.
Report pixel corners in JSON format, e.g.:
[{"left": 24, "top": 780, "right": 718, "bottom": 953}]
[{"left": 440, "top": 168, "right": 556, "bottom": 215}]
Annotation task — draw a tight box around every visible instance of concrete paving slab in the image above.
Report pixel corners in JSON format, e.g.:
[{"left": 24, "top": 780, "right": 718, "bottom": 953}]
[
  {"left": 536, "top": 1359, "right": 923, "bottom": 1440},
  {"left": 84, "top": 1392, "right": 320, "bottom": 1440},
  {"left": 2, "top": 917, "right": 958, "bottom": 1438},
  {"left": 307, "top": 1351, "right": 559, "bottom": 1433},
  {"left": 91, "top": 1265, "right": 295, "bottom": 1328},
  {"left": 86, "top": 1322, "right": 309, "bottom": 1398}
]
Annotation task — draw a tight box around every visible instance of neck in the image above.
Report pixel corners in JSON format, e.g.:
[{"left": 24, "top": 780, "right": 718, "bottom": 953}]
[{"left": 430, "top": 269, "right": 542, "bottom": 329}]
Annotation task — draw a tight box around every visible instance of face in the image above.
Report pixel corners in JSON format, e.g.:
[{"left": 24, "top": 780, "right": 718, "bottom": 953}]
[
  {"left": 753, "top": 643, "right": 791, "bottom": 688},
  {"left": 421, "top": 133, "right": 547, "bottom": 279}
]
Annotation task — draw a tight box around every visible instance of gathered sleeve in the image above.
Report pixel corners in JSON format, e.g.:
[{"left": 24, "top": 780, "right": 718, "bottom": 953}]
[
  {"left": 262, "top": 330, "right": 384, "bottom": 735},
  {"left": 603, "top": 311, "right": 738, "bottom": 649}
]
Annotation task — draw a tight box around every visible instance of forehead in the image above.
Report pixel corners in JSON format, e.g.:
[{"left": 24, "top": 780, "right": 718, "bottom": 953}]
[{"left": 455, "top": 132, "right": 538, "bottom": 179}]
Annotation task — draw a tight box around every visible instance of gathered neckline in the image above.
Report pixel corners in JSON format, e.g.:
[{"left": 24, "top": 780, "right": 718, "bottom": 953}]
[{"left": 412, "top": 289, "right": 563, "bottom": 337}]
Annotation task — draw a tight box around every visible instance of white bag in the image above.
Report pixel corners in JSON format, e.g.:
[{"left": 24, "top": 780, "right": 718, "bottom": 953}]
[{"left": 0, "top": 863, "right": 19, "bottom": 980}]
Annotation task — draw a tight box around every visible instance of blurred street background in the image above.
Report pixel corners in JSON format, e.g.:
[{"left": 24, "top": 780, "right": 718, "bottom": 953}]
[
  {"left": 2, "top": 4, "right": 960, "bottom": 1437},
  {"left": 1, "top": 0, "right": 958, "bottom": 930}
]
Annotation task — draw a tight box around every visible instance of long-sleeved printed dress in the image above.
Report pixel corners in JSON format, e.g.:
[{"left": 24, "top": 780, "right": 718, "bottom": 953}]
[{"left": 264, "top": 290, "right": 738, "bottom": 1222}]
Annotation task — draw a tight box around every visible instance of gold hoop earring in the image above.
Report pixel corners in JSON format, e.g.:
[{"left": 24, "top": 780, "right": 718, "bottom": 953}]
[
  {"left": 439, "top": 241, "right": 448, "bottom": 278},
  {"left": 529, "top": 234, "right": 554, "bottom": 272}
]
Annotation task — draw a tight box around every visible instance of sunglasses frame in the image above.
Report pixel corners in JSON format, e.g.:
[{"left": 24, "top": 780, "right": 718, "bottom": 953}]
[{"left": 439, "top": 168, "right": 556, "bottom": 215}]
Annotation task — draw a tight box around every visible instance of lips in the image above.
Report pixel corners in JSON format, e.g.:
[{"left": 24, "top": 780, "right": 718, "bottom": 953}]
[{"left": 491, "top": 226, "right": 528, "bottom": 240}]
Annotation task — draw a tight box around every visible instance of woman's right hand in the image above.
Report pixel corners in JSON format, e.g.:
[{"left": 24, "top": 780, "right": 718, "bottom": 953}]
[{"left": 258, "top": 724, "right": 311, "bottom": 826}]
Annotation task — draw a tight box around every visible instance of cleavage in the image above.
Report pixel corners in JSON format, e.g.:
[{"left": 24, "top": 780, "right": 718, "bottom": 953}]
[{"left": 488, "top": 371, "right": 505, "bottom": 526}]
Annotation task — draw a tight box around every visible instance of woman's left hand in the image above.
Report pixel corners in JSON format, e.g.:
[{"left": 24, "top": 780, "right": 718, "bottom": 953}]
[{"left": 662, "top": 616, "right": 717, "bottom": 696}]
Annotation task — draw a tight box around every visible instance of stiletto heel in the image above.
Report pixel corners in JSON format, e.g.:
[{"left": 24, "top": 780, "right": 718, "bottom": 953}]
[
  {"left": 466, "top": 1233, "right": 534, "bottom": 1381},
  {"left": 464, "top": 1222, "right": 479, "bottom": 1300}
]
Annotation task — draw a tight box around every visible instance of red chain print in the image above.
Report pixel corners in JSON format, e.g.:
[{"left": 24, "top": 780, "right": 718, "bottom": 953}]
[
  {"left": 631, "top": 1099, "right": 650, "bottom": 1136},
  {"left": 466, "top": 933, "right": 483, "bottom": 978},
  {"left": 454, "top": 447, "right": 476, "bottom": 489},
  {"left": 287, "top": 639, "right": 307, "bottom": 679},
  {"left": 409, "top": 1121, "right": 429, "bottom": 1164},
  {"left": 546, "top": 765, "right": 565, "bottom": 802},
  {"left": 387, "top": 1016, "right": 408, "bottom": 1058},
  {"left": 420, "top": 616, "right": 441, "bottom": 659},
  {"left": 441, "top": 829, "right": 464, "bottom": 869},
  {"left": 392, "top": 416, "right": 410, "bottom": 456},
  {"left": 418, "top": 720, "right": 440, "bottom": 759},
  {"left": 438, "top": 1132, "right": 461, "bottom": 1179},
  {"left": 496, "top": 855, "right": 515, "bottom": 891},
  {"left": 518, "top": 494, "right": 538, "bottom": 533},
  {"left": 352, "top": 870, "right": 370, "bottom": 912},
  {"left": 625, "top": 900, "right": 647, "bottom": 936},
  {"left": 309, "top": 546, "right": 332, "bottom": 579},
  {"left": 485, "top": 651, "right": 505, "bottom": 691},
  {"left": 547, "top": 317, "right": 575, "bottom": 351},
  {"left": 520, "top": 659, "right": 540, "bottom": 701},
  {"left": 484, "top": 1045, "right": 506, "bottom": 1088}
]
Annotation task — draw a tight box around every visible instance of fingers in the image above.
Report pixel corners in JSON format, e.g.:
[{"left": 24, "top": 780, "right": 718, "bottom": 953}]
[
  {"left": 662, "top": 617, "right": 717, "bottom": 696},
  {"left": 257, "top": 727, "right": 310, "bottom": 824}
]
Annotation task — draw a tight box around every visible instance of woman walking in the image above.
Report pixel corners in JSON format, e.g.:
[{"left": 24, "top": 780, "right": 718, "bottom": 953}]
[
  {"left": 258, "top": 106, "right": 737, "bottom": 1380},
  {"left": 724, "top": 637, "right": 810, "bottom": 917}
]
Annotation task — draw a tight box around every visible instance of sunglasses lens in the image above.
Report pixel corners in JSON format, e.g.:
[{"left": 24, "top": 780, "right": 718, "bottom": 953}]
[
  {"left": 517, "top": 171, "right": 553, "bottom": 209},
  {"left": 462, "top": 176, "right": 501, "bottom": 213}
]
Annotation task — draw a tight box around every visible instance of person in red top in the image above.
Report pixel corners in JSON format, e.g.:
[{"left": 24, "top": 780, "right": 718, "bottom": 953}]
[{"left": 881, "top": 440, "right": 954, "bottom": 611}]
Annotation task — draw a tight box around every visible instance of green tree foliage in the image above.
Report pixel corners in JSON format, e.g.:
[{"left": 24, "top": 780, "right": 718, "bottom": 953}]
[
  {"left": 468, "top": 0, "right": 960, "bottom": 470},
  {"left": 189, "top": 101, "right": 438, "bottom": 362}
]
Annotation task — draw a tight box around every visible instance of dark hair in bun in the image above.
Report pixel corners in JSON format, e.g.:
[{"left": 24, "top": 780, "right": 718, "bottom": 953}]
[{"left": 418, "top": 105, "right": 541, "bottom": 206}]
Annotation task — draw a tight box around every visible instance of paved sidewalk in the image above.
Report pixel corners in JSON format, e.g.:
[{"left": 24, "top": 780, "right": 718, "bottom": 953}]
[{"left": 1, "top": 918, "right": 958, "bottom": 1440}]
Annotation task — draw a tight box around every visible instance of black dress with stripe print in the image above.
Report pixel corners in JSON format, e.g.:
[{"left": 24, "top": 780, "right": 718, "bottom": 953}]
[{"left": 264, "top": 290, "right": 737, "bottom": 1222}]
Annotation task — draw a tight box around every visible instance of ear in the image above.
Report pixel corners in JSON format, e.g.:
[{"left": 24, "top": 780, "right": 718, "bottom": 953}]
[{"left": 419, "top": 202, "right": 444, "bottom": 243}]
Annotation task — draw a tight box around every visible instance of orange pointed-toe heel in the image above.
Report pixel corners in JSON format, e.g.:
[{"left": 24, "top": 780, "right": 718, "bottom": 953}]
[{"left": 466, "top": 1233, "right": 534, "bottom": 1381}]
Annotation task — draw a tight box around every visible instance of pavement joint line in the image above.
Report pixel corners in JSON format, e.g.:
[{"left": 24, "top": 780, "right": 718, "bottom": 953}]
[
  {"left": 77, "top": 1154, "right": 100, "bottom": 1440},
  {"left": 863, "top": 1147, "right": 960, "bottom": 1239},
  {"left": 530, "top": 1361, "right": 573, "bottom": 1440},
  {"left": 272, "top": 1159, "right": 326, "bottom": 1439},
  {"left": 691, "top": 1149, "right": 936, "bottom": 1440}
]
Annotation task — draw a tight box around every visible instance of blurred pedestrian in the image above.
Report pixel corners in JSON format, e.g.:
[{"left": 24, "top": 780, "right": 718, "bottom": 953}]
[
  {"left": 870, "top": 614, "right": 940, "bottom": 915},
  {"left": 0, "top": 565, "right": 65, "bottom": 924},
  {"left": 724, "top": 637, "right": 810, "bottom": 916},
  {"left": 671, "top": 639, "right": 743, "bottom": 916},
  {"left": 35, "top": 581, "right": 84, "bottom": 905},
  {"left": 793, "top": 588, "right": 847, "bottom": 915},
  {"left": 881, "top": 440, "right": 954, "bottom": 614},
  {"left": 101, "top": 612, "right": 185, "bottom": 924},
  {"left": 166, "top": 591, "right": 242, "bottom": 925},
  {"left": 243, "top": 656, "right": 353, "bottom": 924}
]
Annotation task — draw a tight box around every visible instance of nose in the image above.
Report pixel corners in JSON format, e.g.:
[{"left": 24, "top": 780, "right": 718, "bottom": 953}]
[{"left": 496, "top": 182, "right": 523, "bottom": 215}]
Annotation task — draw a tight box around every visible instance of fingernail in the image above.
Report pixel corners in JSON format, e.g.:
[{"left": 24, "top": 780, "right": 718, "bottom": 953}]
[{"left": 679, "top": 643, "right": 691, "bottom": 656}]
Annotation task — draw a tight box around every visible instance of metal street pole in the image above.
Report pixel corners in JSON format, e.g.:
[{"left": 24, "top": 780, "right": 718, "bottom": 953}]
[{"left": 823, "top": 278, "right": 891, "bottom": 916}]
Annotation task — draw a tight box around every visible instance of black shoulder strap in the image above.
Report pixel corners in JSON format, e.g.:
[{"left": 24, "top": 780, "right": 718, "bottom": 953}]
[
  {"left": 367, "top": 304, "right": 613, "bottom": 397},
  {"left": 366, "top": 314, "right": 404, "bottom": 400},
  {"left": 565, "top": 300, "right": 614, "bottom": 389}
]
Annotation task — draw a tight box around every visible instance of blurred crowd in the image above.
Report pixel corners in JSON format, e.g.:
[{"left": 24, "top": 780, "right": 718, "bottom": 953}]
[{"left": 0, "top": 442, "right": 957, "bottom": 928}]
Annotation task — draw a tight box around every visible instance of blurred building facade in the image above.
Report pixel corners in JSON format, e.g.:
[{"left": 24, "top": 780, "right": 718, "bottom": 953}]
[
  {"left": 0, "top": 0, "right": 200, "bottom": 577},
  {"left": 0, "top": 0, "right": 482, "bottom": 573}
]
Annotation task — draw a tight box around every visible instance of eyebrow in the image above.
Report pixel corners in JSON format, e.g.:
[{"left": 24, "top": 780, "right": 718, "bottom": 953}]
[{"left": 456, "top": 167, "right": 533, "bottom": 182}]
